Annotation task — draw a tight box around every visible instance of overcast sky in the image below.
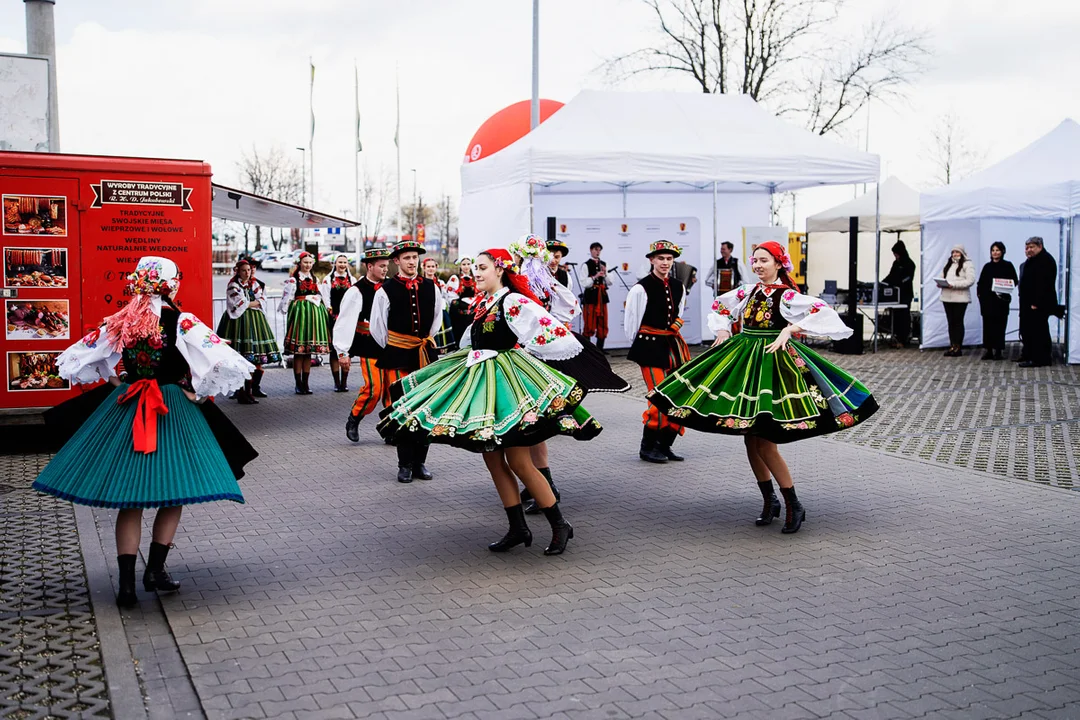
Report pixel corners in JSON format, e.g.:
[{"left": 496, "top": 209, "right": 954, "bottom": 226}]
[{"left": 2, "top": 0, "right": 1079, "bottom": 231}]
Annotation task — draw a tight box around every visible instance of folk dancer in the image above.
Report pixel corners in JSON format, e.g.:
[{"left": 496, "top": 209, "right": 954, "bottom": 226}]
[
  {"left": 647, "top": 241, "right": 878, "bottom": 534},
  {"left": 624, "top": 241, "right": 691, "bottom": 464},
  {"left": 279, "top": 252, "right": 330, "bottom": 394},
  {"left": 320, "top": 254, "right": 356, "bottom": 392},
  {"left": 337, "top": 248, "right": 393, "bottom": 441},
  {"left": 579, "top": 242, "right": 611, "bottom": 353},
  {"left": 216, "top": 258, "right": 280, "bottom": 403},
  {"left": 369, "top": 240, "right": 443, "bottom": 482}
]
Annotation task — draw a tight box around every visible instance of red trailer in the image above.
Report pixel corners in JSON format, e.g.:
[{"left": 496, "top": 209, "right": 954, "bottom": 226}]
[{"left": 1, "top": 152, "right": 213, "bottom": 410}]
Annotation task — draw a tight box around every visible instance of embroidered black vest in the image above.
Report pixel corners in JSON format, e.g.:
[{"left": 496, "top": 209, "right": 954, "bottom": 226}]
[
  {"left": 377, "top": 275, "right": 438, "bottom": 371},
  {"left": 349, "top": 277, "right": 383, "bottom": 358},
  {"left": 583, "top": 259, "right": 609, "bottom": 305},
  {"left": 742, "top": 286, "right": 791, "bottom": 331},
  {"left": 294, "top": 274, "right": 320, "bottom": 299},
  {"left": 627, "top": 273, "right": 686, "bottom": 370},
  {"left": 554, "top": 268, "right": 570, "bottom": 288},
  {"left": 327, "top": 274, "right": 353, "bottom": 317},
  {"left": 120, "top": 307, "right": 193, "bottom": 388},
  {"left": 469, "top": 294, "right": 518, "bottom": 351}
]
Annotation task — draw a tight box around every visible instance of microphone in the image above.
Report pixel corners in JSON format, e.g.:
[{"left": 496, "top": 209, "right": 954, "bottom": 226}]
[{"left": 564, "top": 261, "right": 578, "bottom": 266}]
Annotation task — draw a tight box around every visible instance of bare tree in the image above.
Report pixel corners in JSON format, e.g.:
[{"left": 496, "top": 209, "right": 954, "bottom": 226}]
[
  {"left": 434, "top": 195, "right": 459, "bottom": 259},
  {"left": 356, "top": 164, "right": 392, "bottom": 242},
  {"left": 603, "top": 0, "right": 928, "bottom": 135},
  {"left": 394, "top": 193, "right": 437, "bottom": 243},
  {"left": 924, "top": 112, "right": 986, "bottom": 186},
  {"left": 236, "top": 145, "right": 305, "bottom": 251}
]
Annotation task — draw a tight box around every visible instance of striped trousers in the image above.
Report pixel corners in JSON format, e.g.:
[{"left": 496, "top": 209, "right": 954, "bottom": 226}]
[
  {"left": 349, "top": 357, "right": 392, "bottom": 419},
  {"left": 641, "top": 366, "right": 685, "bottom": 434}
]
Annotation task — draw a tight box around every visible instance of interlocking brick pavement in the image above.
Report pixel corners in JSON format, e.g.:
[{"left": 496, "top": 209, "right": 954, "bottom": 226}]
[{"left": 136, "top": 366, "right": 1080, "bottom": 719}]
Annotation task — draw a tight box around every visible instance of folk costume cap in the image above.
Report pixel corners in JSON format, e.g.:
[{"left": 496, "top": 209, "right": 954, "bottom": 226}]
[
  {"left": 546, "top": 238, "right": 570, "bottom": 255},
  {"left": 363, "top": 247, "right": 393, "bottom": 262},
  {"left": 645, "top": 240, "right": 682, "bottom": 259},
  {"left": 390, "top": 240, "right": 426, "bottom": 259},
  {"left": 129, "top": 256, "right": 180, "bottom": 296}
]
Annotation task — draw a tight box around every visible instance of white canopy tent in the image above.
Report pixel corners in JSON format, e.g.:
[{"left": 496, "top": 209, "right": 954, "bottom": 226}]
[
  {"left": 919, "top": 119, "right": 1080, "bottom": 360},
  {"left": 460, "top": 90, "right": 880, "bottom": 345},
  {"left": 212, "top": 184, "right": 357, "bottom": 228},
  {"left": 805, "top": 177, "right": 922, "bottom": 337}
]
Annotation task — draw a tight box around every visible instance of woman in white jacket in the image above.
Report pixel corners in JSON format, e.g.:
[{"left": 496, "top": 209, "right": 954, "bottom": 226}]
[{"left": 939, "top": 245, "right": 976, "bottom": 357}]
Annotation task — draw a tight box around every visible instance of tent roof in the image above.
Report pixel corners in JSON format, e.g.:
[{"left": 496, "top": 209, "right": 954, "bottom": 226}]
[
  {"left": 806, "top": 176, "right": 921, "bottom": 233},
  {"left": 921, "top": 118, "right": 1080, "bottom": 223},
  {"left": 211, "top": 184, "right": 357, "bottom": 228},
  {"left": 460, "top": 91, "right": 879, "bottom": 194}
]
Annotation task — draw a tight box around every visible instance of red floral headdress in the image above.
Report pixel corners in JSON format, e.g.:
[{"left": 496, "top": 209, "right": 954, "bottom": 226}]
[{"left": 482, "top": 248, "right": 543, "bottom": 306}]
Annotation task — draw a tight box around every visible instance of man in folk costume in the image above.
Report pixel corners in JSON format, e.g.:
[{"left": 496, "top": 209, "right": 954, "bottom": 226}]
[
  {"left": 547, "top": 239, "right": 572, "bottom": 288},
  {"left": 579, "top": 242, "right": 611, "bottom": 352},
  {"left": 624, "top": 240, "right": 691, "bottom": 464},
  {"left": 337, "top": 248, "right": 392, "bottom": 442},
  {"left": 370, "top": 240, "right": 443, "bottom": 482}
]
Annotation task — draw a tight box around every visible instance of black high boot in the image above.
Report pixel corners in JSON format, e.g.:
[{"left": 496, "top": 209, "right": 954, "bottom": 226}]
[
  {"left": 250, "top": 368, "right": 267, "bottom": 397},
  {"left": 143, "top": 541, "right": 181, "bottom": 593},
  {"left": 488, "top": 504, "right": 533, "bottom": 552},
  {"left": 412, "top": 443, "right": 433, "bottom": 480},
  {"left": 237, "top": 380, "right": 258, "bottom": 404},
  {"left": 596, "top": 337, "right": 608, "bottom": 355},
  {"left": 301, "top": 371, "right": 313, "bottom": 394},
  {"left": 657, "top": 429, "right": 684, "bottom": 461},
  {"left": 339, "top": 369, "right": 349, "bottom": 393},
  {"left": 116, "top": 554, "right": 137, "bottom": 608},
  {"left": 755, "top": 480, "right": 781, "bottom": 526},
  {"left": 540, "top": 503, "right": 574, "bottom": 556},
  {"left": 524, "top": 467, "right": 560, "bottom": 515},
  {"left": 779, "top": 485, "right": 806, "bottom": 534},
  {"left": 294, "top": 371, "right": 304, "bottom": 395},
  {"left": 639, "top": 427, "right": 668, "bottom": 463},
  {"left": 331, "top": 368, "right": 342, "bottom": 392},
  {"left": 345, "top": 412, "right": 361, "bottom": 442},
  {"left": 397, "top": 443, "right": 414, "bottom": 483}
]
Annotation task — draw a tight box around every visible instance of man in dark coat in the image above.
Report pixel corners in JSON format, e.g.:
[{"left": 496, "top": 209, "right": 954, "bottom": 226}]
[
  {"left": 1017, "top": 236, "right": 1058, "bottom": 367},
  {"left": 882, "top": 240, "right": 917, "bottom": 347}
]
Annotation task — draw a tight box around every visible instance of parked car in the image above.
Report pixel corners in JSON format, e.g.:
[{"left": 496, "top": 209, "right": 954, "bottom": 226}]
[{"left": 260, "top": 252, "right": 294, "bottom": 272}]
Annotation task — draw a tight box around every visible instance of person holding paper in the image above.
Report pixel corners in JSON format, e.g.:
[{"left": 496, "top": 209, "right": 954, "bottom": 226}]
[
  {"left": 1018, "top": 236, "right": 1059, "bottom": 367},
  {"left": 938, "top": 245, "right": 976, "bottom": 357},
  {"left": 977, "top": 242, "right": 1018, "bottom": 361}
]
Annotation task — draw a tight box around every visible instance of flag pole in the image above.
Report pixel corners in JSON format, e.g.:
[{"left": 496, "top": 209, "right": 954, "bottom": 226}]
[
  {"left": 395, "top": 65, "right": 402, "bottom": 243},
  {"left": 354, "top": 60, "right": 361, "bottom": 255},
  {"left": 309, "top": 57, "right": 316, "bottom": 229},
  {"left": 529, "top": 0, "right": 539, "bottom": 230}
]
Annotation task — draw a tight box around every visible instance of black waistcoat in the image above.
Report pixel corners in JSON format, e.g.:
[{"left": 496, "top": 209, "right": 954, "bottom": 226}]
[
  {"left": 377, "top": 275, "right": 438, "bottom": 371},
  {"left": 627, "top": 273, "right": 686, "bottom": 370},
  {"left": 583, "top": 259, "right": 609, "bottom": 305},
  {"left": 349, "top": 277, "right": 383, "bottom": 358},
  {"left": 469, "top": 293, "right": 518, "bottom": 351},
  {"left": 554, "top": 268, "right": 570, "bottom": 288},
  {"left": 327, "top": 274, "right": 353, "bottom": 317}
]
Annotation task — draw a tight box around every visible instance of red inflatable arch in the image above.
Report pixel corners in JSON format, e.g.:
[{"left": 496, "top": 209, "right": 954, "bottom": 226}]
[{"left": 463, "top": 99, "right": 564, "bottom": 164}]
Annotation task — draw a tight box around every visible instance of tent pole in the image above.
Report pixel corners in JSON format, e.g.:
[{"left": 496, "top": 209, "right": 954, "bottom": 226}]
[
  {"left": 873, "top": 181, "right": 881, "bottom": 353},
  {"left": 622, "top": 184, "right": 628, "bottom": 217},
  {"left": 712, "top": 180, "right": 718, "bottom": 338},
  {"left": 529, "top": 183, "right": 534, "bottom": 234},
  {"left": 1059, "top": 217, "right": 1065, "bottom": 347}
]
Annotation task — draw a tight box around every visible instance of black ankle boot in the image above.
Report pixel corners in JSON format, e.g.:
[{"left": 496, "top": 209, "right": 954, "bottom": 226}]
[
  {"left": 143, "top": 542, "right": 181, "bottom": 593},
  {"left": 237, "top": 380, "right": 258, "bottom": 404},
  {"left": 117, "top": 554, "right": 138, "bottom": 607},
  {"left": 345, "top": 413, "right": 361, "bottom": 442},
  {"left": 301, "top": 372, "right": 313, "bottom": 394},
  {"left": 755, "top": 480, "right": 781, "bottom": 526},
  {"left": 412, "top": 443, "right": 433, "bottom": 480},
  {"left": 524, "top": 468, "right": 560, "bottom": 515},
  {"left": 294, "top": 372, "right": 304, "bottom": 394},
  {"left": 639, "top": 427, "right": 668, "bottom": 463},
  {"left": 338, "top": 369, "right": 349, "bottom": 393},
  {"left": 779, "top": 486, "right": 805, "bottom": 534},
  {"left": 397, "top": 444, "right": 414, "bottom": 483},
  {"left": 331, "top": 369, "right": 341, "bottom": 391},
  {"left": 657, "top": 429, "right": 684, "bottom": 461},
  {"left": 250, "top": 368, "right": 267, "bottom": 397},
  {"left": 488, "top": 504, "right": 533, "bottom": 552},
  {"left": 540, "top": 503, "right": 574, "bottom": 555}
]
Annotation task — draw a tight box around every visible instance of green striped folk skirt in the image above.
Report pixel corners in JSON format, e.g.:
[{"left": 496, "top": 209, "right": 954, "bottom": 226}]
[
  {"left": 648, "top": 328, "right": 877, "bottom": 443},
  {"left": 216, "top": 309, "right": 281, "bottom": 365},
  {"left": 33, "top": 383, "right": 245, "bottom": 508},
  {"left": 283, "top": 300, "right": 329, "bottom": 355},
  {"left": 377, "top": 348, "right": 602, "bottom": 453}
]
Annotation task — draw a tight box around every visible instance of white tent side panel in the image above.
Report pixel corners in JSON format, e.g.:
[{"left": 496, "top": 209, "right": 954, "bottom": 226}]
[
  {"left": 921, "top": 218, "right": 1062, "bottom": 350},
  {"left": 459, "top": 184, "right": 532, "bottom": 258},
  {"left": 805, "top": 230, "right": 920, "bottom": 302},
  {"left": 1070, "top": 216, "right": 1080, "bottom": 364}
]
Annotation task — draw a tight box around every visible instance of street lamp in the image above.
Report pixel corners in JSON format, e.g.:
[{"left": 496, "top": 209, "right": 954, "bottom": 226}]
[{"left": 295, "top": 147, "right": 307, "bottom": 206}]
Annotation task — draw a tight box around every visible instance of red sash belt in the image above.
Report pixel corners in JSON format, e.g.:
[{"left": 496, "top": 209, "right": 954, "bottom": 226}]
[
  {"left": 117, "top": 378, "right": 169, "bottom": 454},
  {"left": 639, "top": 323, "right": 691, "bottom": 364},
  {"left": 355, "top": 320, "right": 371, "bottom": 334}
]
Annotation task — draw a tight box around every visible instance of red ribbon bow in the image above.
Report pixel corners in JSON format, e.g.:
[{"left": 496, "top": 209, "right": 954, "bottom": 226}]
[
  {"left": 117, "top": 378, "right": 169, "bottom": 454},
  {"left": 399, "top": 275, "right": 420, "bottom": 291}
]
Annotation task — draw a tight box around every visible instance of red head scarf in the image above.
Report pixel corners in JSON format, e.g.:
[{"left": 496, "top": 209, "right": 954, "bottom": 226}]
[
  {"left": 754, "top": 241, "right": 798, "bottom": 289},
  {"left": 482, "top": 248, "right": 544, "bottom": 306}
]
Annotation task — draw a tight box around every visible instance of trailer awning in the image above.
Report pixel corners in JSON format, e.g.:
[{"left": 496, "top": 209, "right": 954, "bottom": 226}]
[{"left": 211, "top": 183, "right": 357, "bottom": 228}]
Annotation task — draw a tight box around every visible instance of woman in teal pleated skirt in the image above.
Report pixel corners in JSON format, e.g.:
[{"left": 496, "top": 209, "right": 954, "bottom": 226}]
[
  {"left": 648, "top": 241, "right": 878, "bottom": 535},
  {"left": 32, "top": 256, "right": 256, "bottom": 607}
]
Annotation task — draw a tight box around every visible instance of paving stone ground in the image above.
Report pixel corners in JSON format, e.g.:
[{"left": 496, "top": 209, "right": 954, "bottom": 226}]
[{"left": 4, "top": 346, "right": 1080, "bottom": 719}]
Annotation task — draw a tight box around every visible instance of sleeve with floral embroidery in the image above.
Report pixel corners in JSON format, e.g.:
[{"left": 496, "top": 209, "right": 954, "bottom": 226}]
[
  {"left": 777, "top": 289, "right": 853, "bottom": 339},
  {"left": 279, "top": 277, "right": 296, "bottom": 314},
  {"left": 174, "top": 312, "right": 255, "bottom": 399},
  {"left": 225, "top": 280, "right": 250, "bottom": 320},
  {"left": 504, "top": 293, "right": 581, "bottom": 361},
  {"left": 55, "top": 324, "right": 122, "bottom": 384},
  {"left": 547, "top": 281, "right": 581, "bottom": 325},
  {"left": 707, "top": 284, "right": 755, "bottom": 334},
  {"left": 445, "top": 274, "right": 461, "bottom": 301}
]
